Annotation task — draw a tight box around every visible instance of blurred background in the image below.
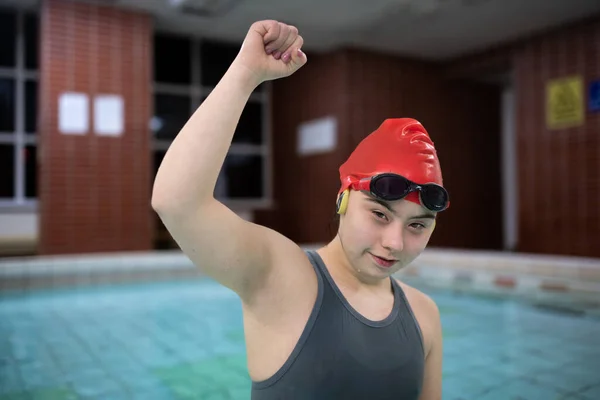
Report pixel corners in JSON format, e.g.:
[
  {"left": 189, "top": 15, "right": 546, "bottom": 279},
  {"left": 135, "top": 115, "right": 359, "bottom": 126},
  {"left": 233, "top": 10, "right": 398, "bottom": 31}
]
[{"left": 1, "top": 0, "right": 600, "bottom": 399}]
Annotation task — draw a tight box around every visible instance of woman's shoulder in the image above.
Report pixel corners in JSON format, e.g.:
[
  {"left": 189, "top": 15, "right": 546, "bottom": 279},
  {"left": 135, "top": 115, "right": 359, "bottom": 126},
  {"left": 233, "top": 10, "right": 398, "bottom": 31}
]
[
  {"left": 394, "top": 278, "right": 441, "bottom": 354},
  {"left": 395, "top": 279, "right": 439, "bottom": 314}
]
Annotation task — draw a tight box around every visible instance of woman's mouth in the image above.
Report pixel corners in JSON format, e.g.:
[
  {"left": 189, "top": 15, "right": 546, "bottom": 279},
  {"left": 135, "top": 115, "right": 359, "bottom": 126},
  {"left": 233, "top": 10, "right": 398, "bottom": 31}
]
[{"left": 369, "top": 253, "right": 397, "bottom": 268}]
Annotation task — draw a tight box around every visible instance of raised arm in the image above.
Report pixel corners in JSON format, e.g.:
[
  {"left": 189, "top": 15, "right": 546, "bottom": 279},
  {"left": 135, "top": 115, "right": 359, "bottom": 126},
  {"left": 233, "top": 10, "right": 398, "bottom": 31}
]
[{"left": 151, "top": 20, "right": 307, "bottom": 300}]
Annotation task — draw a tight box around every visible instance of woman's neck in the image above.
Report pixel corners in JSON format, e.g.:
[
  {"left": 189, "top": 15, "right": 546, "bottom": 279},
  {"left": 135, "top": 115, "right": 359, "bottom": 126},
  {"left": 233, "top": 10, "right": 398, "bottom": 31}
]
[{"left": 317, "top": 236, "right": 391, "bottom": 291}]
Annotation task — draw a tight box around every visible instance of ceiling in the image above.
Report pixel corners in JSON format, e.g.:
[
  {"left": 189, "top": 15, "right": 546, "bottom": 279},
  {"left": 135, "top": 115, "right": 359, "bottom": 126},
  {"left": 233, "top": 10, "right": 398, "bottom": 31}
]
[{"left": 4, "top": 0, "right": 600, "bottom": 60}]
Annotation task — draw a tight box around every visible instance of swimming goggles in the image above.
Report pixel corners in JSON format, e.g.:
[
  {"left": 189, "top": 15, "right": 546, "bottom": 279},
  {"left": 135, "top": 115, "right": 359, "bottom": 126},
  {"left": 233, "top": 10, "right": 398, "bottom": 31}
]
[{"left": 351, "top": 173, "right": 449, "bottom": 212}]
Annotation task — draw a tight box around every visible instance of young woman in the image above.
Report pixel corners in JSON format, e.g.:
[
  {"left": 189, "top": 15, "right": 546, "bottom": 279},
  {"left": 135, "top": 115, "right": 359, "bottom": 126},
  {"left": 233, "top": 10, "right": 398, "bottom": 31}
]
[{"left": 152, "top": 19, "right": 447, "bottom": 400}]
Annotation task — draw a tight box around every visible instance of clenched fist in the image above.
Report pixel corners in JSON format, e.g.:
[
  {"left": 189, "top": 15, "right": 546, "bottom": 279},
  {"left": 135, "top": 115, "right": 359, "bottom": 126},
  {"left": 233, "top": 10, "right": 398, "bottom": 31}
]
[{"left": 234, "top": 20, "right": 307, "bottom": 85}]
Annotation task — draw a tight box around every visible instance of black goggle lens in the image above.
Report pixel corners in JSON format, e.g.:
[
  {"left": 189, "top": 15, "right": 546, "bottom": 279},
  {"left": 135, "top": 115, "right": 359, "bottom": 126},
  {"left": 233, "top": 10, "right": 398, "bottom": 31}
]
[
  {"left": 372, "top": 175, "right": 411, "bottom": 201},
  {"left": 419, "top": 184, "right": 449, "bottom": 212},
  {"left": 370, "top": 174, "right": 448, "bottom": 212}
]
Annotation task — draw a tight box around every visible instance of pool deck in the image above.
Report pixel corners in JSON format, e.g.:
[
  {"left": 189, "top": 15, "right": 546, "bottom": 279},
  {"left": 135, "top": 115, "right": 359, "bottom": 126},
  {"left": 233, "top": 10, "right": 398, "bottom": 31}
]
[{"left": 1, "top": 246, "right": 599, "bottom": 317}]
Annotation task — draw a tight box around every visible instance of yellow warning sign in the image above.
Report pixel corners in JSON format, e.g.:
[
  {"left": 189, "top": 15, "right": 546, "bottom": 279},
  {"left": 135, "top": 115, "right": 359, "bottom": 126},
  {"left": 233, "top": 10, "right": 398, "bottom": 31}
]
[{"left": 546, "top": 76, "right": 584, "bottom": 129}]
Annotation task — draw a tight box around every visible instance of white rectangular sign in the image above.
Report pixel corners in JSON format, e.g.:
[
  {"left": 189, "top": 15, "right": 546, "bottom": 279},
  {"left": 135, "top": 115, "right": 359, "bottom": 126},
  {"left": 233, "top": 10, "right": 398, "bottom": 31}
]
[
  {"left": 297, "top": 116, "right": 337, "bottom": 156},
  {"left": 59, "top": 92, "right": 88, "bottom": 135},
  {"left": 94, "top": 94, "right": 124, "bottom": 137}
]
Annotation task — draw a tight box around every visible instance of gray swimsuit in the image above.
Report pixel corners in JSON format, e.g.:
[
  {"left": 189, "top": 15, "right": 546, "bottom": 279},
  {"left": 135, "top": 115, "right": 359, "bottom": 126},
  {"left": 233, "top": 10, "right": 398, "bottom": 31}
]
[{"left": 250, "top": 250, "right": 426, "bottom": 400}]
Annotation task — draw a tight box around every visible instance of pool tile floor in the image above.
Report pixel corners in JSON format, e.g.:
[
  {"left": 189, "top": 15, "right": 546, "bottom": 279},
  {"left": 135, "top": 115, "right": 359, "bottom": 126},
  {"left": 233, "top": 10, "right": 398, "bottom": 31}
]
[{"left": 1, "top": 280, "right": 599, "bottom": 399}]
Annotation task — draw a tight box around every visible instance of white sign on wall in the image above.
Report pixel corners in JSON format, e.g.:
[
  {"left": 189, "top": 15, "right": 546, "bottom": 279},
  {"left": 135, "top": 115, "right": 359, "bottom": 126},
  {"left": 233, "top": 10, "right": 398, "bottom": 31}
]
[
  {"left": 297, "top": 116, "right": 337, "bottom": 156},
  {"left": 94, "top": 94, "right": 124, "bottom": 137},
  {"left": 59, "top": 92, "right": 89, "bottom": 135}
]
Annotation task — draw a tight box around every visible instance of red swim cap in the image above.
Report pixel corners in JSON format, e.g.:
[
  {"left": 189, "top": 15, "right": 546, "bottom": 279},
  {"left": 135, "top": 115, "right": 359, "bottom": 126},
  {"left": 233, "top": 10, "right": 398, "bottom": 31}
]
[{"left": 338, "top": 118, "right": 444, "bottom": 207}]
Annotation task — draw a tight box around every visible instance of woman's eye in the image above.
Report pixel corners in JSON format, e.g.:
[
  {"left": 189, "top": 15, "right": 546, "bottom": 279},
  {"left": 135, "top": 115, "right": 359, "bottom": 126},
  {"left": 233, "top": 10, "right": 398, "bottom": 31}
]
[{"left": 373, "top": 211, "right": 387, "bottom": 220}]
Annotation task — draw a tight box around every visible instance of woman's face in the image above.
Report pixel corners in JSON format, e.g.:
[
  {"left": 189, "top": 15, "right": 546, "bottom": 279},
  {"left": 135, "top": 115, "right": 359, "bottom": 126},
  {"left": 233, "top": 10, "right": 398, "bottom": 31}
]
[{"left": 337, "top": 190, "right": 437, "bottom": 280}]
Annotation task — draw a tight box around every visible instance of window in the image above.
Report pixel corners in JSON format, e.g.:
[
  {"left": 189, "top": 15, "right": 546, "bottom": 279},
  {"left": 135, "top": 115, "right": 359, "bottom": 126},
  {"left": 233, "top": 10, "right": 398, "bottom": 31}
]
[
  {"left": 152, "top": 34, "right": 270, "bottom": 204},
  {"left": 24, "top": 80, "right": 36, "bottom": 134},
  {"left": 200, "top": 40, "right": 265, "bottom": 92},
  {"left": 0, "top": 144, "right": 15, "bottom": 198},
  {"left": 152, "top": 150, "right": 167, "bottom": 180},
  {"left": 215, "top": 155, "right": 264, "bottom": 199},
  {"left": 0, "top": 78, "right": 15, "bottom": 131},
  {"left": 200, "top": 40, "right": 239, "bottom": 89},
  {"left": 0, "top": 11, "right": 16, "bottom": 68},
  {"left": 24, "top": 145, "right": 37, "bottom": 198},
  {"left": 0, "top": 9, "right": 39, "bottom": 206},
  {"left": 24, "top": 13, "right": 38, "bottom": 70},
  {"left": 153, "top": 94, "right": 191, "bottom": 140},
  {"left": 235, "top": 101, "right": 263, "bottom": 145},
  {"left": 153, "top": 34, "right": 191, "bottom": 85}
]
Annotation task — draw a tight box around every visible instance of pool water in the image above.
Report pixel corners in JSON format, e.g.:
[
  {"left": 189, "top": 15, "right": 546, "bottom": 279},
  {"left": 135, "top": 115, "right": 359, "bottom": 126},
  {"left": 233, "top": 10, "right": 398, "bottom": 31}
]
[{"left": 0, "top": 279, "right": 599, "bottom": 400}]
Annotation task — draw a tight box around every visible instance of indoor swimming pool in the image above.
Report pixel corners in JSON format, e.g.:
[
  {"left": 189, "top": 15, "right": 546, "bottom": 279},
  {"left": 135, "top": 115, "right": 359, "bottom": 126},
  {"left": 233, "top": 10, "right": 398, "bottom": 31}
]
[{"left": 0, "top": 278, "right": 599, "bottom": 399}]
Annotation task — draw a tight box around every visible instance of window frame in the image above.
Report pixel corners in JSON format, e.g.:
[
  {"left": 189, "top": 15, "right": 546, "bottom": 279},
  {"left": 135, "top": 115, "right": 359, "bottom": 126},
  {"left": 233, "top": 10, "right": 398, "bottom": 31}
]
[{"left": 0, "top": 9, "right": 38, "bottom": 210}]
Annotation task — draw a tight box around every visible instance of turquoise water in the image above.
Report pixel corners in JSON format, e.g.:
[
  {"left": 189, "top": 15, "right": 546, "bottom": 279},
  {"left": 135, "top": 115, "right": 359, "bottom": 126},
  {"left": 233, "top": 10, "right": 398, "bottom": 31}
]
[{"left": 0, "top": 279, "right": 599, "bottom": 399}]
